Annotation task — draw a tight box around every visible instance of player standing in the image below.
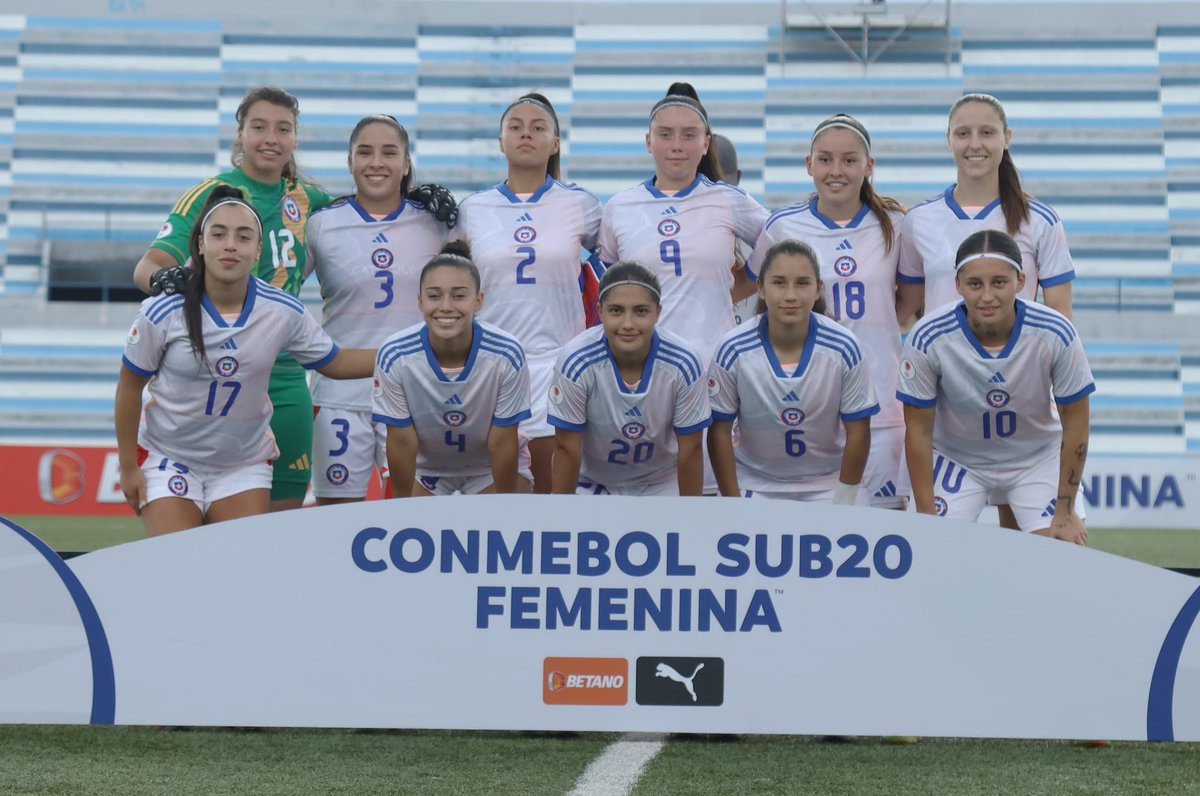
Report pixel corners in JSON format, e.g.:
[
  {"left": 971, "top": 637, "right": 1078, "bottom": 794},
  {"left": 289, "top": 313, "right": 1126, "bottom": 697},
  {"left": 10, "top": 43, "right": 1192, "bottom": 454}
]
[
  {"left": 748, "top": 114, "right": 916, "bottom": 507},
  {"left": 898, "top": 230, "right": 1093, "bottom": 543},
  {"left": 709, "top": 240, "right": 878, "bottom": 502},
  {"left": 372, "top": 243, "right": 533, "bottom": 497},
  {"left": 307, "top": 115, "right": 450, "bottom": 503},
  {"left": 452, "top": 93, "right": 603, "bottom": 493},
  {"left": 549, "top": 262, "right": 712, "bottom": 496},
  {"left": 116, "top": 187, "right": 375, "bottom": 535}
]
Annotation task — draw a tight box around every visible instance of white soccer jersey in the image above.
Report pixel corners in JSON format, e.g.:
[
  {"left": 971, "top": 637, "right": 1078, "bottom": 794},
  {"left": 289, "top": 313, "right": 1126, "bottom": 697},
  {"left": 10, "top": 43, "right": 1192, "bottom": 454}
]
[
  {"left": 122, "top": 278, "right": 338, "bottom": 470},
  {"left": 709, "top": 314, "right": 879, "bottom": 492},
  {"left": 547, "top": 327, "right": 712, "bottom": 492},
  {"left": 749, "top": 200, "right": 905, "bottom": 429},
  {"left": 897, "top": 299, "right": 1095, "bottom": 470},
  {"left": 371, "top": 321, "right": 531, "bottom": 478},
  {"left": 899, "top": 186, "right": 1075, "bottom": 311},
  {"left": 453, "top": 176, "right": 602, "bottom": 357},
  {"left": 307, "top": 196, "right": 450, "bottom": 411},
  {"left": 598, "top": 175, "right": 769, "bottom": 363}
]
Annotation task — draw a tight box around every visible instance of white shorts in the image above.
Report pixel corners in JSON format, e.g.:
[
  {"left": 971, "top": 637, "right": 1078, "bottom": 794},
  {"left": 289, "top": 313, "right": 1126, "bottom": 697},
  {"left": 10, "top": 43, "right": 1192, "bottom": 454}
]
[
  {"left": 861, "top": 425, "right": 905, "bottom": 509},
  {"left": 521, "top": 351, "right": 557, "bottom": 440},
  {"left": 416, "top": 434, "right": 533, "bottom": 495},
  {"left": 313, "top": 406, "right": 387, "bottom": 498},
  {"left": 577, "top": 473, "right": 678, "bottom": 496},
  {"left": 745, "top": 486, "right": 836, "bottom": 502},
  {"left": 140, "top": 448, "right": 272, "bottom": 514},
  {"left": 930, "top": 449, "right": 1087, "bottom": 532}
]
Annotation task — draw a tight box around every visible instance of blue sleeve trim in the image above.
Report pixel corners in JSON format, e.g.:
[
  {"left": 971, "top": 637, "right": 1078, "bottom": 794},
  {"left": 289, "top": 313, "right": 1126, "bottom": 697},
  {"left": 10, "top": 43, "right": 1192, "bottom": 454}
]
[
  {"left": 493, "top": 409, "right": 532, "bottom": 428},
  {"left": 303, "top": 344, "right": 339, "bottom": 371},
  {"left": 841, "top": 404, "right": 881, "bottom": 423},
  {"left": 548, "top": 415, "right": 586, "bottom": 432},
  {"left": 897, "top": 392, "right": 937, "bottom": 409},
  {"left": 1039, "top": 270, "right": 1076, "bottom": 288},
  {"left": 897, "top": 273, "right": 925, "bottom": 285},
  {"left": 1055, "top": 382, "right": 1096, "bottom": 406},
  {"left": 371, "top": 413, "right": 413, "bottom": 428},
  {"left": 121, "top": 356, "right": 156, "bottom": 378},
  {"left": 675, "top": 416, "right": 713, "bottom": 436},
  {"left": 711, "top": 410, "right": 738, "bottom": 423}
]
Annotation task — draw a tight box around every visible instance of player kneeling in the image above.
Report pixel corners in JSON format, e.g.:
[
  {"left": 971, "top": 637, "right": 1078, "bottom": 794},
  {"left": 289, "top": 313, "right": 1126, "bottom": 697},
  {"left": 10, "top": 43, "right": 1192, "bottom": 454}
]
[
  {"left": 898, "top": 229, "right": 1094, "bottom": 543},
  {"left": 116, "top": 186, "right": 376, "bottom": 535},
  {"left": 372, "top": 242, "right": 533, "bottom": 496},
  {"left": 548, "top": 261, "right": 712, "bottom": 496}
]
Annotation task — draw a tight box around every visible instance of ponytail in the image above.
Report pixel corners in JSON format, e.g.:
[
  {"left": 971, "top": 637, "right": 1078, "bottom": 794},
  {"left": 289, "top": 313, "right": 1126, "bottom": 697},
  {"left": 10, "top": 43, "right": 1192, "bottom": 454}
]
[{"left": 949, "top": 93, "right": 1028, "bottom": 235}]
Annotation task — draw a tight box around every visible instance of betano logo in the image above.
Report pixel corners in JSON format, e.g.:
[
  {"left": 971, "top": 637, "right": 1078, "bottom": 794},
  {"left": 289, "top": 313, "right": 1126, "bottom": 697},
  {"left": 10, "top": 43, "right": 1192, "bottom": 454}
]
[{"left": 543, "top": 657, "right": 628, "bottom": 706}]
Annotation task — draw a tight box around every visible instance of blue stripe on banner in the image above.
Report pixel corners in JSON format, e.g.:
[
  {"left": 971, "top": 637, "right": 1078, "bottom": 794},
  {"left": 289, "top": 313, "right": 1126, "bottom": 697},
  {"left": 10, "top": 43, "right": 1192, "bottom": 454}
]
[
  {"left": 15, "top": 122, "right": 219, "bottom": 137},
  {"left": 222, "top": 62, "right": 418, "bottom": 75},
  {"left": 417, "top": 52, "right": 575, "bottom": 64},
  {"left": 0, "top": 518, "right": 116, "bottom": 725},
  {"left": 965, "top": 39, "right": 1155, "bottom": 50},
  {"left": 21, "top": 42, "right": 219, "bottom": 57},
  {"left": 418, "top": 75, "right": 572, "bottom": 88},
  {"left": 1147, "top": 584, "right": 1200, "bottom": 742},
  {"left": 576, "top": 65, "right": 764, "bottom": 76},
  {"left": 21, "top": 70, "right": 220, "bottom": 85},
  {"left": 223, "top": 34, "right": 416, "bottom": 48},
  {"left": 17, "top": 96, "right": 212, "bottom": 109},
  {"left": 14, "top": 149, "right": 214, "bottom": 164},
  {"left": 576, "top": 40, "right": 763, "bottom": 52}
]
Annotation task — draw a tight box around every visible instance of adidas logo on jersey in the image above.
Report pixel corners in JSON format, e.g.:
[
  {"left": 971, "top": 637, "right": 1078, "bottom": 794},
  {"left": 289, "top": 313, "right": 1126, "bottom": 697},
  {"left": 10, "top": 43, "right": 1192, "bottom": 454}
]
[
  {"left": 836, "top": 239, "right": 853, "bottom": 251},
  {"left": 988, "top": 372, "right": 1007, "bottom": 384},
  {"left": 219, "top": 339, "right": 238, "bottom": 350},
  {"left": 516, "top": 212, "right": 533, "bottom": 223},
  {"left": 874, "top": 481, "right": 898, "bottom": 498},
  {"left": 288, "top": 453, "right": 310, "bottom": 472},
  {"left": 661, "top": 206, "right": 679, "bottom": 215},
  {"left": 782, "top": 390, "right": 800, "bottom": 402},
  {"left": 625, "top": 406, "right": 644, "bottom": 417},
  {"left": 372, "top": 232, "right": 389, "bottom": 244},
  {"left": 445, "top": 394, "right": 464, "bottom": 406}
]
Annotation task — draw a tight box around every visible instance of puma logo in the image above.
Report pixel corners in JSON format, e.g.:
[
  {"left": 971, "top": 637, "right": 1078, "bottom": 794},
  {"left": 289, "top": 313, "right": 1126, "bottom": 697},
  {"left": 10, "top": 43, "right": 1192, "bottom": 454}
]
[{"left": 655, "top": 662, "right": 704, "bottom": 702}]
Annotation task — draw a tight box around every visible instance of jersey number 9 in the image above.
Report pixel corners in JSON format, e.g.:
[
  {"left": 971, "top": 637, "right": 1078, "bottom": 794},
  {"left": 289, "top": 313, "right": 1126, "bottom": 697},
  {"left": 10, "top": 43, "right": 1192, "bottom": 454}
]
[{"left": 660, "top": 240, "right": 682, "bottom": 277}]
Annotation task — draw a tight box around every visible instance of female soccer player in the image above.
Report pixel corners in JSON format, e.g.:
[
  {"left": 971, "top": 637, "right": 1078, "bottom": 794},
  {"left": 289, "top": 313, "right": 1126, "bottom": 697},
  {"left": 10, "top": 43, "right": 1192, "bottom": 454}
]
[
  {"left": 900, "top": 93, "right": 1075, "bottom": 317},
  {"left": 116, "top": 187, "right": 375, "bottom": 535},
  {"left": 709, "top": 240, "right": 879, "bottom": 502},
  {"left": 452, "top": 93, "right": 603, "bottom": 494},
  {"left": 372, "top": 242, "right": 533, "bottom": 497},
  {"left": 749, "top": 114, "right": 916, "bottom": 507},
  {"left": 306, "top": 114, "right": 450, "bottom": 503},
  {"left": 548, "top": 262, "right": 712, "bottom": 496},
  {"left": 598, "top": 82, "right": 769, "bottom": 365},
  {"left": 898, "top": 230, "right": 1094, "bottom": 543}
]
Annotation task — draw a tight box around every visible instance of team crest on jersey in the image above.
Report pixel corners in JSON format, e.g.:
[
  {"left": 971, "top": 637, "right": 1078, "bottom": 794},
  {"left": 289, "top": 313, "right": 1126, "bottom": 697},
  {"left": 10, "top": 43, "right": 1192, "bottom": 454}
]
[
  {"left": 373, "top": 377, "right": 383, "bottom": 397},
  {"left": 707, "top": 376, "right": 720, "bottom": 397},
  {"left": 933, "top": 496, "right": 948, "bottom": 516},
  {"left": 282, "top": 195, "right": 302, "bottom": 224},
  {"left": 900, "top": 359, "right": 916, "bottom": 381},
  {"left": 780, "top": 407, "right": 806, "bottom": 427},
  {"left": 657, "top": 218, "right": 681, "bottom": 237},
  {"left": 127, "top": 325, "right": 141, "bottom": 346},
  {"left": 168, "top": 475, "right": 189, "bottom": 497},
  {"left": 371, "top": 248, "right": 394, "bottom": 269},
  {"left": 326, "top": 464, "right": 350, "bottom": 486},
  {"left": 443, "top": 410, "right": 467, "bottom": 427},
  {"left": 834, "top": 256, "right": 858, "bottom": 277},
  {"left": 155, "top": 222, "right": 172, "bottom": 240},
  {"left": 214, "top": 356, "right": 239, "bottom": 378},
  {"left": 549, "top": 384, "right": 564, "bottom": 405},
  {"left": 621, "top": 421, "right": 647, "bottom": 441},
  {"left": 986, "top": 389, "right": 1011, "bottom": 408},
  {"left": 514, "top": 226, "right": 537, "bottom": 244}
]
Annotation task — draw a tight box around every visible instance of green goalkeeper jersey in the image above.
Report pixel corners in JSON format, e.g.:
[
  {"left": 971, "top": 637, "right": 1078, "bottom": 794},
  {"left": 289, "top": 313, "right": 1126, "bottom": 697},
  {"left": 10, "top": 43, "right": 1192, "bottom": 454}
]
[{"left": 151, "top": 168, "right": 333, "bottom": 297}]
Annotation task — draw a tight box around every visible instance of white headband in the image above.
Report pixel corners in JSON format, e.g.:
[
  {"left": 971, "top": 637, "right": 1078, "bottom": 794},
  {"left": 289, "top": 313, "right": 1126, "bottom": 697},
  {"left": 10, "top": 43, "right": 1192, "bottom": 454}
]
[
  {"left": 200, "top": 198, "right": 262, "bottom": 238},
  {"left": 599, "top": 279, "right": 661, "bottom": 302},
  {"left": 502, "top": 97, "right": 559, "bottom": 133},
  {"left": 955, "top": 252, "right": 1023, "bottom": 273},
  {"left": 649, "top": 99, "right": 709, "bottom": 130},
  {"left": 811, "top": 120, "right": 870, "bottom": 154}
]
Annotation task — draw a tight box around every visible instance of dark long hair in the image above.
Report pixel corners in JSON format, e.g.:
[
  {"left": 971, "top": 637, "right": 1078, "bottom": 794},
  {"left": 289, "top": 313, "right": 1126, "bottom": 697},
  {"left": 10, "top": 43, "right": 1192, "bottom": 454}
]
[
  {"left": 183, "top": 185, "right": 263, "bottom": 365},
  {"left": 598, "top": 260, "right": 663, "bottom": 308},
  {"left": 501, "top": 92, "right": 561, "bottom": 181},
  {"left": 810, "top": 113, "right": 905, "bottom": 253},
  {"left": 756, "top": 239, "right": 828, "bottom": 317},
  {"left": 948, "top": 94, "right": 1028, "bottom": 236},
  {"left": 650, "top": 82, "right": 723, "bottom": 183},
  {"left": 954, "top": 229, "right": 1023, "bottom": 273},
  {"left": 348, "top": 113, "right": 413, "bottom": 198},
  {"left": 420, "top": 240, "right": 480, "bottom": 292},
  {"left": 232, "top": 86, "right": 301, "bottom": 184}
]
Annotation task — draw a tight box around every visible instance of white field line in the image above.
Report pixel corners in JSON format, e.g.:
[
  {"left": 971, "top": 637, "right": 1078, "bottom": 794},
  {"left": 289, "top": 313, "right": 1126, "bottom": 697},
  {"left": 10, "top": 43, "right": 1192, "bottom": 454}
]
[{"left": 567, "top": 732, "right": 666, "bottom": 796}]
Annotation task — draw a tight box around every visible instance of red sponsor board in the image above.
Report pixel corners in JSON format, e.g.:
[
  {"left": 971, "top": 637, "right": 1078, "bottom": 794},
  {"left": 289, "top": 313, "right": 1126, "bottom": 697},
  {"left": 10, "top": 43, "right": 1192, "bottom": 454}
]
[{"left": 0, "top": 445, "right": 388, "bottom": 515}]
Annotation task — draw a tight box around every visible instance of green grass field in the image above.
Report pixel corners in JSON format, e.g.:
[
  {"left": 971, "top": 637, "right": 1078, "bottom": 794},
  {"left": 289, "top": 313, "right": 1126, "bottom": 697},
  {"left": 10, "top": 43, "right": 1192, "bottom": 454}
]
[{"left": 3, "top": 514, "right": 1197, "bottom": 794}]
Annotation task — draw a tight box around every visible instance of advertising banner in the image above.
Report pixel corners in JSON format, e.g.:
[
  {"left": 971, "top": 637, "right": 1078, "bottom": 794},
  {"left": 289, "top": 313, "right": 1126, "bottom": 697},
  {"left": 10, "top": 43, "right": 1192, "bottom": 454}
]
[{"left": 2, "top": 497, "right": 1197, "bottom": 740}]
